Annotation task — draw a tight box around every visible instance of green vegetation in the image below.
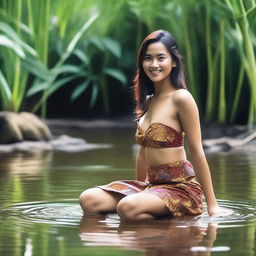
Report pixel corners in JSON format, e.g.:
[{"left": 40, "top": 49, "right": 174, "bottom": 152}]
[{"left": 0, "top": 0, "right": 256, "bottom": 123}]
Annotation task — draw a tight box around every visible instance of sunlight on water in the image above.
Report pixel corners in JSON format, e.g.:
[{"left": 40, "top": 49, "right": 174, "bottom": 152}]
[{"left": 190, "top": 246, "right": 231, "bottom": 252}]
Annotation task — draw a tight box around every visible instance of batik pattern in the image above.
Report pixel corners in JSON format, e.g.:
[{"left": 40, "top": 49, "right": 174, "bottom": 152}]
[{"left": 97, "top": 160, "right": 203, "bottom": 217}]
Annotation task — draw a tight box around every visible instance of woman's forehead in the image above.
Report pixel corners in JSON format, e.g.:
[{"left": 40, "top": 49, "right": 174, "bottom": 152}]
[{"left": 145, "top": 42, "right": 169, "bottom": 55}]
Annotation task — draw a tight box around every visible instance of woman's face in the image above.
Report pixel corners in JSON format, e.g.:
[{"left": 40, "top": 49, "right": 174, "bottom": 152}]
[{"left": 142, "top": 41, "right": 176, "bottom": 84}]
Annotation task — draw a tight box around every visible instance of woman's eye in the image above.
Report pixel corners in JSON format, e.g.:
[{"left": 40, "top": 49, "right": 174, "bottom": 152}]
[
  {"left": 144, "top": 56, "right": 151, "bottom": 61},
  {"left": 158, "top": 57, "right": 165, "bottom": 61}
]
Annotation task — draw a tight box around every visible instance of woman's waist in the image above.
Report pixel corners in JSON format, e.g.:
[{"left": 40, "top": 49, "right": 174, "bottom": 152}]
[
  {"left": 144, "top": 147, "right": 186, "bottom": 166},
  {"left": 146, "top": 159, "right": 196, "bottom": 184}
]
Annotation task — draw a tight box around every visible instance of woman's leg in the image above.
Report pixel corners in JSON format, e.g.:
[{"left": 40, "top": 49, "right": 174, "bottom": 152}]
[
  {"left": 117, "top": 192, "right": 170, "bottom": 222},
  {"left": 79, "top": 188, "right": 124, "bottom": 214}
]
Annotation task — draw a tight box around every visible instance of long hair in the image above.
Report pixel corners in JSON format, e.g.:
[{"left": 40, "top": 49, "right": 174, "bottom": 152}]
[{"left": 133, "top": 30, "right": 187, "bottom": 120}]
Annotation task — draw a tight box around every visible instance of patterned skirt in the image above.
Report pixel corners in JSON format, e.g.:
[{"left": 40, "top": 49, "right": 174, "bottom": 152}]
[{"left": 97, "top": 160, "right": 203, "bottom": 217}]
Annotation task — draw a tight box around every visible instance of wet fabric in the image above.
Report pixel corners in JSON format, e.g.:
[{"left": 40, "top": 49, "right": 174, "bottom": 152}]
[
  {"left": 135, "top": 123, "right": 184, "bottom": 148},
  {"left": 97, "top": 160, "right": 203, "bottom": 217}
]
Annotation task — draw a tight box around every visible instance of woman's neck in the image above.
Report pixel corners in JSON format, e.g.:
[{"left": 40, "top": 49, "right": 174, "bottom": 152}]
[{"left": 153, "top": 79, "right": 176, "bottom": 96}]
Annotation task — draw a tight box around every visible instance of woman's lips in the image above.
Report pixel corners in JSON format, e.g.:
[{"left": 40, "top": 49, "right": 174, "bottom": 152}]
[{"left": 149, "top": 70, "right": 162, "bottom": 76}]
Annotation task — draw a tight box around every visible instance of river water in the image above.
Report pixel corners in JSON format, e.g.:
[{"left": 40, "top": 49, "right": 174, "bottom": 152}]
[{"left": 0, "top": 126, "right": 255, "bottom": 256}]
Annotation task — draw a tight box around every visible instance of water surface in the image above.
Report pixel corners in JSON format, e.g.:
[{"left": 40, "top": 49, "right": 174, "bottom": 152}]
[{"left": 0, "top": 126, "right": 256, "bottom": 256}]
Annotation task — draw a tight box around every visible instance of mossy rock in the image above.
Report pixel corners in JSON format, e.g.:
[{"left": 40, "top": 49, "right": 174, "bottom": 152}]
[{"left": 0, "top": 111, "right": 51, "bottom": 144}]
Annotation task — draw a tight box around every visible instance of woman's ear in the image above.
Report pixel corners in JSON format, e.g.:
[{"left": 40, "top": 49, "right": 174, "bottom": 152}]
[{"left": 173, "top": 62, "right": 177, "bottom": 67}]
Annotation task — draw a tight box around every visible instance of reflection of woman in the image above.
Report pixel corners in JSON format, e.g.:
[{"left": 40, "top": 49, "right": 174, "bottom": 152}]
[
  {"left": 79, "top": 215, "right": 218, "bottom": 256},
  {"left": 79, "top": 30, "right": 227, "bottom": 221}
]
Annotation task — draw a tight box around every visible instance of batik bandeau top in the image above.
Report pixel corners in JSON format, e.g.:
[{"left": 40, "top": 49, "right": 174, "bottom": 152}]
[{"left": 135, "top": 122, "right": 184, "bottom": 148}]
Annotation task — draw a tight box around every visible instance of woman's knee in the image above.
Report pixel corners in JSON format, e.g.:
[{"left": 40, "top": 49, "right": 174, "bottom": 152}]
[
  {"left": 79, "top": 188, "right": 103, "bottom": 213},
  {"left": 79, "top": 188, "right": 99, "bottom": 202},
  {"left": 117, "top": 197, "right": 138, "bottom": 221}
]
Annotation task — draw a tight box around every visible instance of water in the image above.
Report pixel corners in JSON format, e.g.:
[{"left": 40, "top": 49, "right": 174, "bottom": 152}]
[{"left": 0, "top": 126, "right": 256, "bottom": 256}]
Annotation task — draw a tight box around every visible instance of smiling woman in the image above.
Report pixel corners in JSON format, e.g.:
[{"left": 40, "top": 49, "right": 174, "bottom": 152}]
[
  {"left": 79, "top": 30, "right": 231, "bottom": 221},
  {"left": 142, "top": 42, "right": 176, "bottom": 83}
]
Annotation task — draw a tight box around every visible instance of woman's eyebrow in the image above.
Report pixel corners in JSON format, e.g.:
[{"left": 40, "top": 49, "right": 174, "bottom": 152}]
[{"left": 144, "top": 53, "right": 166, "bottom": 57}]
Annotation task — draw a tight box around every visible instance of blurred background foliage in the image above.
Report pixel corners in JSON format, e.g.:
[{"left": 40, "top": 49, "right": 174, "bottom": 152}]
[{"left": 0, "top": 0, "right": 256, "bottom": 124}]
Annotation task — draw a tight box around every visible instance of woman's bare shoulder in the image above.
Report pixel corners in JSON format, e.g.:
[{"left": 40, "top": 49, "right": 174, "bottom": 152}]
[{"left": 172, "top": 89, "right": 195, "bottom": 105}]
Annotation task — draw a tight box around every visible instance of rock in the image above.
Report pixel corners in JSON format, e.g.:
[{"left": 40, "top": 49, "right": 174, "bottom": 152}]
[
  {"left": 0, "top": 134, "right": 112, "bottom": 153},
  {"left": 203, "top": 129, "right": 256, "bottom": 152},
  {"left": 0, "top": 112, "right": 23, "bottom": 143},
  {"left": 0, "top": 111, "right": 51, "bottom": 144},
  {"left": 51, "top": 135, "right": 112, "bottom": 152}
]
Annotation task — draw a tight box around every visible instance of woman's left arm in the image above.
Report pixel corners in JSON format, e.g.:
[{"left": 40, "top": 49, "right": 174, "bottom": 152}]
[{"left": 174, "top": 90, "right": 221, "bottom": 216}]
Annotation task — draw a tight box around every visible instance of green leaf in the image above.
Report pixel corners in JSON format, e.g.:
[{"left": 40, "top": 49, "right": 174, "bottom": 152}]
[
  {"left": 0, "top": 9, "right": 33, "bottom": 35},
  {"left": 48, "top": 75, "right": 81, "bottom": 96},
  {"left": 101, "top": 37, "right": 121, "bottom": 58},
  {"left": 89, "top": 37, "right": 105, "bottom": 51},
  {"left": 0, "top": 35, "right": 25, "bottom": 57},
  {"left": 103, "top": 68, "right": 127, "bottom": 85},
  {"left": 55, "top": 12, "right": 99, "bottom": 68},
  {"left": 71, "top": 80, "right": 90, "bottom": 101},
  {"left": 0, "top": 22, "right": 36, "bottom": 56},
  {"left": 51, "top": 65, "right": 83, "bottom": 76},
  {"left": 74, "top": 49, "right": 90, "bottom": 65},
  {"left": 90, "top": 82, "right": 99, "bottom": 107},
  {"left": 0, "top": 70, "right": 12, "bottom": 102},
  {"left": 247, "top": 5, "right": 256, "bottom": 21},
  {"left": 22, "top": 57, "right": 49, "bottom": 80},
  {"left": 26, "top": 80, "right": 49, "bottom": 97}
]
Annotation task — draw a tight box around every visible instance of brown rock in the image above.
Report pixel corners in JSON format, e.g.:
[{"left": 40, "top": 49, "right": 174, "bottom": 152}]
[{"left": 0, "top": 111, "right": 51, "bottom": 144}]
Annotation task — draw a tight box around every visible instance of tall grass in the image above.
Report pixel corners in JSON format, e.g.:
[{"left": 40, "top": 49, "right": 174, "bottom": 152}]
[
  {"left": 1, "top": 0, "right": 256, "bottom": 124},
  {"left": 0, "top": 0, "right": 30, "bottom": 112}
]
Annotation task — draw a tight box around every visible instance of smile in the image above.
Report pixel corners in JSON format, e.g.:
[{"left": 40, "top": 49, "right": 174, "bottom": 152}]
[{"left": 149, "top": 70, "right": 162, "bottom": 76}]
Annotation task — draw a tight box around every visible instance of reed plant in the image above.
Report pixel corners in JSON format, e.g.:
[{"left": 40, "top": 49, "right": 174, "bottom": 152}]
[
  {"left": 1, "top": 0, "right": 256, "bottom": 123},
  {"left": 26, "top": 12, "right": 99, "bottom": 116},
  {"left": 226, "top": 0, "right": 256, "bottom": 124},
  {"left": 0, "top": 0, "right": 31, "bottom": 112}
]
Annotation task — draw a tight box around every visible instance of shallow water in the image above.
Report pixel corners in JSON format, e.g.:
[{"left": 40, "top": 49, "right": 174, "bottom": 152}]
[{"left": 0, "top": 126, "right": 256, "bottom": 256}]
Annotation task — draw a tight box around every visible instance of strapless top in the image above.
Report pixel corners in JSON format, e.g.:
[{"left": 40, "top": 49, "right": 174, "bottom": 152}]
[{"left": 135, "top": 123, "right": 184, "bottom": 148}]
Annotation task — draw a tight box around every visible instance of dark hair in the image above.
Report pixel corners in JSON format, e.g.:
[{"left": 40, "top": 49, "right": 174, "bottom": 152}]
[{"left": 133, "top": 30, "right": 187, "bottom": 120}]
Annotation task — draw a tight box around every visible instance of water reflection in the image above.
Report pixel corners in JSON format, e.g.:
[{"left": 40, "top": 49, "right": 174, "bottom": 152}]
[
  {"left": 0, "top": 151, "right": 52, "bottom": 176},
  {"left": 0, "top": 127, "right": 256, "bottom": 256},
  {"left": 79, "top": 215, "right": 219, "bottom": 256}
]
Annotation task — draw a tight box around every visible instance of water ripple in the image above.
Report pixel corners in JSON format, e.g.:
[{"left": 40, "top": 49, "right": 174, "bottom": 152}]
[
  {"left": 2, "top": 199, "right": 256, "bottom": 227},
  {"left": 4, "top": 199, "right": 83, "bottom": 226}
]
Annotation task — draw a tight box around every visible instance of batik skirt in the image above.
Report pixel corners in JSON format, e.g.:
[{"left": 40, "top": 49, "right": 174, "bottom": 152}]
[{"left": 97, "top": 160, "right": 203, "bottom": 217}]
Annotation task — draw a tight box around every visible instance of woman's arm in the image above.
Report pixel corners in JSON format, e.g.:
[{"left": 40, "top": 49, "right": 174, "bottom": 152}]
[
  {"left": 136, "top": 146, "right": 148, "bottom": 181},
  {"left": 174, "top": 90, "right": 219, "bottom": 215}
]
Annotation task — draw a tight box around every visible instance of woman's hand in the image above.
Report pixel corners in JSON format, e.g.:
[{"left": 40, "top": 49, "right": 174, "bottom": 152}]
[{"left": 208, "top": 205, "right": 233, "bottom": 216}]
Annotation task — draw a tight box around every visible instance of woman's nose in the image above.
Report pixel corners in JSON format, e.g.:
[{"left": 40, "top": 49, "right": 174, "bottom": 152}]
[{"left": 150, "top": 59, "right": 159, "bottom": 68}]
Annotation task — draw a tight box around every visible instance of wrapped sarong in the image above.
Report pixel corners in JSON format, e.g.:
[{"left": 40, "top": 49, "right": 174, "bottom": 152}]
[{"left": 97, "top": 160, "right": 203, "bottom": 217}]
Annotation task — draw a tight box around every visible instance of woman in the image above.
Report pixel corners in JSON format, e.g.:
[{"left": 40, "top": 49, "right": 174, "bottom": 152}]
[{"left": 79, "top": 30, "right": 227, "bottom": 221}]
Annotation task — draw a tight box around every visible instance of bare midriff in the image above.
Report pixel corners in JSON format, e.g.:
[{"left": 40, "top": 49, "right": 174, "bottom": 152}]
[{"left": 144, "top": 146, "right": 187, "bottom": 166}]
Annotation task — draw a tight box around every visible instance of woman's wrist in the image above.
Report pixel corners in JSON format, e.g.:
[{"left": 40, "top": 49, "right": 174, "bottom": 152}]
[{"left": 207, "top": 199, "right": 219, "bottom": 215}]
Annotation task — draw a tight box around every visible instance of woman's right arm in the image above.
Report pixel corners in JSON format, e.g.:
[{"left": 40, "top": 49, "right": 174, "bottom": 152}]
[{"left": 136, "top": 146, "right": 148, "bottom": 181}]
